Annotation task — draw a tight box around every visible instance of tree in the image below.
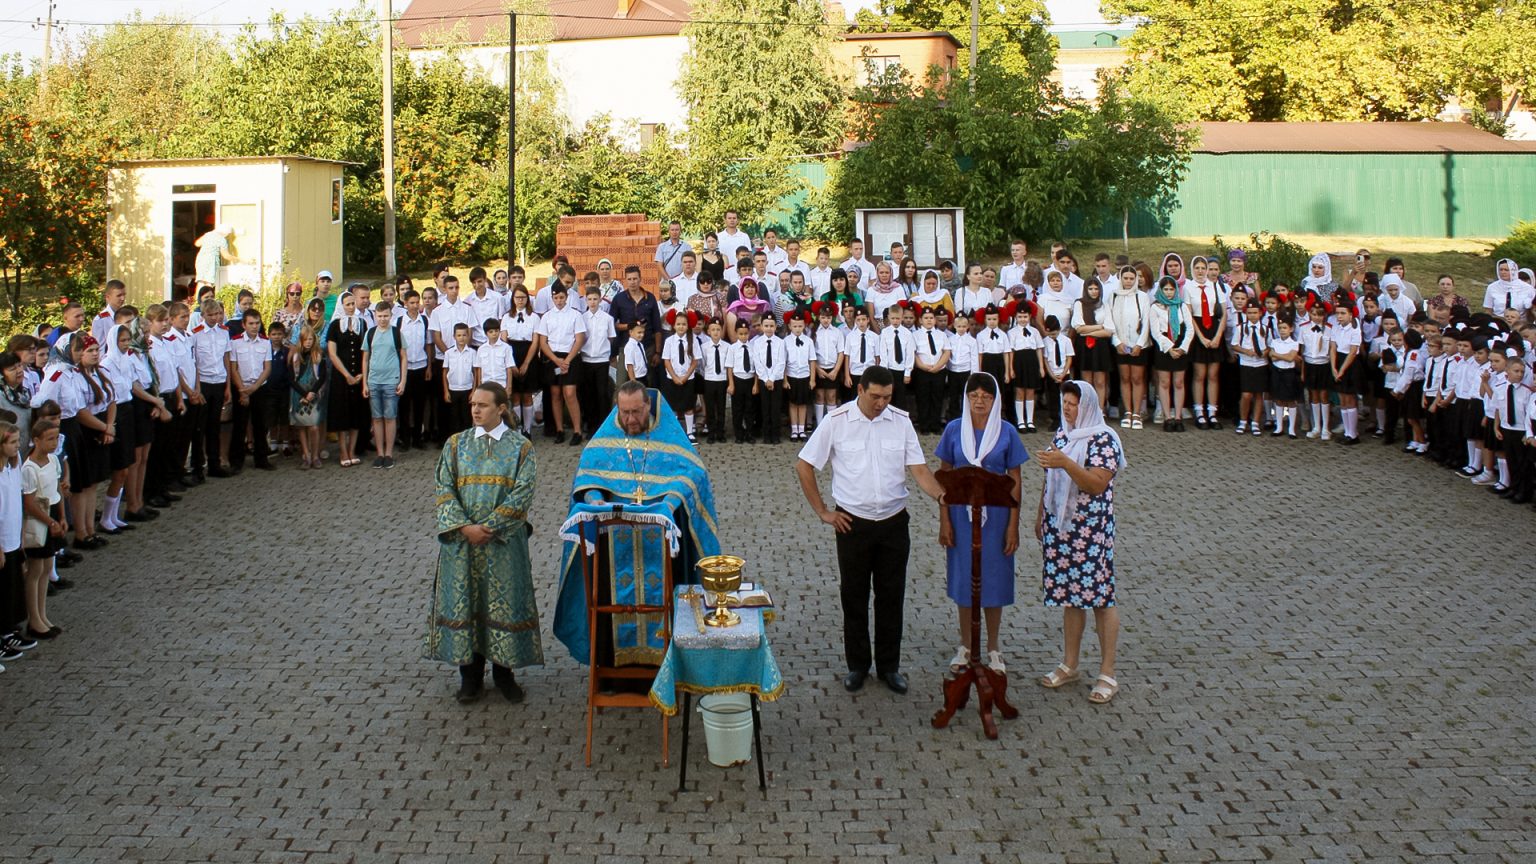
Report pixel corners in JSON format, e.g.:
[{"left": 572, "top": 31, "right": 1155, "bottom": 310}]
[
  {"left": 1103, "top": 0, "right": 1466, "bottom": 121},
  {"left": 1062, "top": 74, "right": 1198, "bottom": 249},
  {"left": 860, "top": 0, "right": 1056, "bottom": 86},
  {"left": 0, "top": 114, "right": 115, "bottom": 314}
]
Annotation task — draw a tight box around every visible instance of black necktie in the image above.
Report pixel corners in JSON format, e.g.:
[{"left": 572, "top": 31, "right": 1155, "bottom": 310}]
[
  {"left": 1507, "top": 290, "right": 1513, "bottom": 312},
  {"left": 894, "top": 333, "right": 903, "bottom": 364},
  {"left": 1312, "top": 325, "right": 1323, "bottom": 333},
  {"left": 1508, "top": 380, "right": 1516, "bottom": 421},
  {"left": 1054, "top": 338, "right": 1062, "bottom": 366},
  {"left": 860, "top": 334, "right": 867, "bottom": 364},
  {"left": 766, "top": 340, "right": 773, "bottom": 367},
  {"left": 927, "top": 331, "right": 937, "bottom": 354},
  {"left": 1250, "top": 325, "right": 1258, "bottom": 352},
  {"left": 744, "top": 344, "right": 753, "bottom": 373},
  {"left": 715, "top": 345, "right": 722, "bottom": 374},
  {"left": 990, "top": 330, "right": 998, "bottom": 341},
  {"left": 677, "top": 340, "right": 684, "bottom": 364},
  {"left": 796, "top": 336, "right": 803, "bottom": 347}
]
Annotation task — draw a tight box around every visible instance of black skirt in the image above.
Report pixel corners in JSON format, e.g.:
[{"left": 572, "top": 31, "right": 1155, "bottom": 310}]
[
  {"left": 133, "top": 398, "right": 156, "bottom": 448},
  {"left": 980, "top": 352, "right": 1010, "bottom": 388},
  {"left": 1073, "top": 335, "right": 1115, "bottom": 373},
  {"left": 1270, "top": 366, "right": 1303, "bottom": 402},
  {"left": 109, "top": 402, "right": 137, "bottom": 471},
  {"left": 1153, "top": 348, "right": 1189, "bottom": 373},
  {"left": 1303, "top": 362, "right": 1333, "bottom": 392},
  {"left": 510, "top": 339, "right": 544, "bottom": 394},
  {"left": 64, "top": 414, "right": 110, "bottom": 491},
  {"left": 1333, "top": 361, "right": 1364, "bottom": 393},
  {"left": 660, "top": 375, "right": 695, "bottom": 413},
  {"left": 1190, "top": 319, "right": 1225, "bottom": 363},
  {"left": 787, "top": 375, "right": 812, "bottom": 405},
  {"left": 1402, "top": 381, "right": 1424, "bottom": 420},
  {"left": 1117, "top": 344, "right": 1151, "bottom": 367},
  {"left": 1239, "top": 364, "right": 1270, "bottom": 394}
]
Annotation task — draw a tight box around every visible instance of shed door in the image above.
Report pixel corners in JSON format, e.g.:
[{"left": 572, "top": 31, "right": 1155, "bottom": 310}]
[{"left": 219, "top": 202, "right": 262, "bottom": 288}]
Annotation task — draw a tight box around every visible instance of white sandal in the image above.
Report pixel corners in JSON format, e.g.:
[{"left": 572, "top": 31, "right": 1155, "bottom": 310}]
[
  {"left": 1089, "top": 674, "right": 1119, "bottom": 704},
  {"left": 987, "top": 650, "right": 1006, "bottom": 673},
  {"left": 947, "top": 646, "right": 970, "bottom": 674},
  {"left": 1039, "top": 663, "right": 1079, "bottom": 688},
  {"left": 1119, "top": 414, "right": 1131, "bottom": 428},
  {"left": 1130, "top": 414, "right": 1144, "bottom": 430}
]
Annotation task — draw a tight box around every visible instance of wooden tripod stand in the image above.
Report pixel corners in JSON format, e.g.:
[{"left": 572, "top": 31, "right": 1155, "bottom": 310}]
[{"left": 930, "top": 466, "right": 1020, "bottom": 739}]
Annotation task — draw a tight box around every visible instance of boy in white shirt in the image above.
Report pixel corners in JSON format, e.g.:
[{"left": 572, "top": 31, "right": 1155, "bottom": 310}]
[
  {"left": 473, "top": 318, "right": 515, "bottom": 390},
  {"left": 750, "top": 315, "right": 786, "bottom": 444},
  {"left": 727, "top": 319, "right": 757, "bottom": 442},
  {"left": 1041, "top": 315, "right": 1074, "bottom": 427},
  {"left": 1232, "top": 302, "right": 1270, "bottom": 436},
  {"left": 622, "top": 320, "right": 649, "bottom": 382},
  {"left": 877, "top": 305, "right": 915, "bottom": 410},
  {"left": 580, "top": 285, "right": 617, "bottom": 435},
  {"left": 782, "top": 312, "right": 816, "bottom": 440},
  {"left": 440, "top": 322, "right": 477, "bottom": 435},
  {"left": 842, "top": 309, "right": 879, "bottom": 391},
  {"left": 945, "top": 311, "right": 977, "bottom": 424},
  {"left": 911, "top": 306, "right": 951, "bottom": 434},
  {"left": 1267, "top": 317, "right": 1302, "bottom": 437},
  {"left": 811, "top": 302, "right": 844, "bottom": 427}
]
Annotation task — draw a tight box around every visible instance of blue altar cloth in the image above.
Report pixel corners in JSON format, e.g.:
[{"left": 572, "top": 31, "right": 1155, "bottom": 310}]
[{"left": 648, "top": 586, "right": 785, "bottom": 716}]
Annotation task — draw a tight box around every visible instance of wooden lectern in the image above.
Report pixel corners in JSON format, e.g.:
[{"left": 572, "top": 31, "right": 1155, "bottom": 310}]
[{"left": 930, "top": 466, "right": 1020, "bottom": 740}]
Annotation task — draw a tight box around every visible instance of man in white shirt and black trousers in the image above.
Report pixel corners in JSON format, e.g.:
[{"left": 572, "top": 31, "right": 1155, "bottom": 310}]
[{"left": 796, "top": 366, "right": 945, "bottom": 695}]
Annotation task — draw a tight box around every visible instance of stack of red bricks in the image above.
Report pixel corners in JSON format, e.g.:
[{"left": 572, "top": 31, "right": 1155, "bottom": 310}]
[{"left": 554, "top": 214, "right": 661, "bottom": 282}]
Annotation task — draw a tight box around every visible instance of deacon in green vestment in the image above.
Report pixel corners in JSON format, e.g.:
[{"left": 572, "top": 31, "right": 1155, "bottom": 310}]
[{"left": 425, "top": 383, "right": 542, "bottom": 704}]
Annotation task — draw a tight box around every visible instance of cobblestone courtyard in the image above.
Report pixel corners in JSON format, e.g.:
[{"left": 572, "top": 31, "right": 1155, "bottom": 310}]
[{"left": 1, "top": 422, "right": 1530, "bottom": 863}]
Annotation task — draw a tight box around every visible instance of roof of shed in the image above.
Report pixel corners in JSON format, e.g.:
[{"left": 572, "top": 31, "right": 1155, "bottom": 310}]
[{"left": 1195, "top": 122, "right": 1536, "bottom": 154}]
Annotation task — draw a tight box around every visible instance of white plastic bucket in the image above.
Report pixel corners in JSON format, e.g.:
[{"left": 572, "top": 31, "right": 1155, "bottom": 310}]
[{"left": 697, "top": 693, "right": 753, "bottom": 767}]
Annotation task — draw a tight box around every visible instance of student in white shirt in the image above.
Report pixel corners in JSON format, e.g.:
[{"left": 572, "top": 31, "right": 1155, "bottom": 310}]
[
  {"left": 1183, "top": 256, "right": 1228, "bottom": 429},
  {"left": 1150, "top": 276, "right": 1194, "bottom": 432},
  {"left": 972, "top": 304, "right": 1012, "bottom": 426},
  {"left": 841, "top": 238, "right": 875, "bottom": 294},
  {"left": 1107, "top": 266, "right": 1152, "bottom": 430},
  {"left": 696, "top": 316, "right": 730, "bottom": 444},
  {"left": 1391, "top": 328, "right": 1428, "bottom": 452},
  {"left": 910, "top": 306, "right": 951, "bottom": 435},
  {"left": 1267, "top": 316, "right": 1302, "bottom": 437},
  {"left": 659, "top": 308, "right": 699, "bottom": 441},
  {"left": 1232, "top": 302, "right": 1270, "bottom": 436},
  {"left": 1482, "top": 257, "right": 1533, "bottom": 315},
  {"left": 1069, "top": 280, "right": 1115, "bottom": 411},
  {"left": 997, "top": 240, "right": 1029, "bottom": 294},
  {"left": 783, "top": 311, "right": 816, "bottom": 441},
  {"left": 876, "top": 304, "right": 914, "bottom": 409},
  {"left": 500, "top": 285, "right": 541, "bottom": 435},
  {"left": 429, "top": 275, "right": 468, "bottom": 353},
  {"left": 397, "top": 289, "right": 434, "bottom": 449},
  {"left": 750, "top": 314, "right": 786, "bottom": 444},
  {"left": 440, "top": 322, "right": 477, "bottom": 434},
  {"left": 1298, "top": 302, "right": 1334, "bottom": 439},
  {"left": 579, "top": 285, "right": 616, "bottom": 436},
  {"left": 944, "top": 310, "right": 977, "bottom": 424},
  {"left": 535, "top": 282, "right": 587, "bottom": 445},
  {"left": 473, "top": 318, "right": 515, "bottom": 391},
  {"left": 760, "top": 228, "right": 789, "bottom": 273},
  {"left": 1040, "top": 314, "right": 1074, "bottom": 428},
  {"left": 812, "top": 302, "right": 845, "bottom": 426},
  {"left": 716, "top": 211, "right": 753, "bottom": 262},
  {"left": 807, "top": 247, "right": 834, "bottom": 297},
  {"left": 1329, "top": 301, "right": 1365, "bottom": 444},
  {"left": 842, "top": 308, "right": 879, "bottom": 391},
  {"left": 727, "top": 319, "right": 758, "bottom": 442},
  {"left": 227, "top": 309, "right": 273, "bottom": 472}
]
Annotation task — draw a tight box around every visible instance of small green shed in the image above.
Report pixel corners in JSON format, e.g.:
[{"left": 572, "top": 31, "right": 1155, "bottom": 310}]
[{"left": 1077, "top": 122, "right": 1536, "bottom": 240}]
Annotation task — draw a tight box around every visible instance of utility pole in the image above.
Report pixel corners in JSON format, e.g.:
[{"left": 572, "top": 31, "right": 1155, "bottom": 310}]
[
  {"left": 968, "top": 0, "right": 978, "bottom": 92},
  {"left": 507, "top": 11, "right": 517, "bottom": 265},
  {"left": 38, "top": 1, "right": 56, "bottom": 101},
  {"left": 381, "top": 0, "right": 397, "bottom": 278}
]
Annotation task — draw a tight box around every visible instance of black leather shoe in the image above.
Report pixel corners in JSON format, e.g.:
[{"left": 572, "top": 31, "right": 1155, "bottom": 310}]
[
  {"left": 492, "top": 667, "right": 525, "bottom": 704},
  {"left": 253, "top": 462, "right": 276, "bottom": 471},
  {"left": 877, "top": 670, "right": 909, "bottom": 694},
  {"left": 842, "top": 669, "right": 868, "bottom": 692},
  {"left": 455, "top": 678, "right": 485, "bottom": 704},
  {"left": 147, "top": 496, "right": 174, "bottom": 509},
  {"left": 183, "top": 472, "right": 206, "bottom": 486},
  {"left": 207, "top": 467, "right": 232, "bottom": 478}
]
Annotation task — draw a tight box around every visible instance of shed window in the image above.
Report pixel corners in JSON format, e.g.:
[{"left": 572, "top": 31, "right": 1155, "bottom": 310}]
[
  {"left": 172, "top": 183, "right": 216, "bottom": 195},
  {"left": 331, "top": 179, "right": 343, "bottom": 224}
]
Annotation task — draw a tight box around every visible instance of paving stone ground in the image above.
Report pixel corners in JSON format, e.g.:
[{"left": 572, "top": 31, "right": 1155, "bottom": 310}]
[{"left": 0, "top": 419, "right": 1530, "bottom": 863}]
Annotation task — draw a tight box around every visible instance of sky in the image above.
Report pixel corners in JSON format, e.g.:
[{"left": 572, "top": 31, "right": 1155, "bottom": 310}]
[{"left": 0, "top": 0, "right": 1107, "bottom": 60}]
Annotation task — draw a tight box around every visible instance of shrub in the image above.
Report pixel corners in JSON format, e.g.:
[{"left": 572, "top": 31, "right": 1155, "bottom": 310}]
[
  {"left": 1211, "top": 231, "right": 1314, "bottom": 292},
  {"left": 1491, "top": 221, "right": 1536, "bottom": 265}
]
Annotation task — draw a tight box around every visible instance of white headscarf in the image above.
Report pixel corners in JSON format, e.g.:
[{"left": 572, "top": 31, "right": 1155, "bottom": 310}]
[
  {"left": 1043, "top": 380, "right": 1126, "bottom": 529},
  {"left": 1301, "top": 253, "right": 1334, "bottom": 293},
  {"left": 959, "top": 372, "right": 1002, "bottom": 468},
  {"left": 1490, "top": 258, "right": 1520, "bottom": 292}
]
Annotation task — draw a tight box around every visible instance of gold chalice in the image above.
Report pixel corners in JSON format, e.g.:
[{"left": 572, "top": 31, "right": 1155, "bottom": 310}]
[{"left": 695, "top": 555, "right": 745, "bottom": 628}]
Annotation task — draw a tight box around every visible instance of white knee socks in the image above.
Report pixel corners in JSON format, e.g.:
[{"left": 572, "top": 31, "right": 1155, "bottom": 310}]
[
  {"left": 1341, "top": 408, "right": 1358, "bottom": 439},
  {"left": 1024, "top": 400, "right": 1036, "bottom": 424},
  {"left": 1014, "top": 400, "right": 1024, "bottom": 424}
]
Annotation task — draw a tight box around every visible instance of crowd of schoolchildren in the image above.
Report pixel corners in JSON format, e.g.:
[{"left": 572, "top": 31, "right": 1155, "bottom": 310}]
[{"left": 2, "top": 230, "right": 1532, "bottom": 674}]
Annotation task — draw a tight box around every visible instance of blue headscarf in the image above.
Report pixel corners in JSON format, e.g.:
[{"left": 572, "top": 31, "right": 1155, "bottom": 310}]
[{"left": 1153, "top": 276, "right": 1185, "bottom": 339}]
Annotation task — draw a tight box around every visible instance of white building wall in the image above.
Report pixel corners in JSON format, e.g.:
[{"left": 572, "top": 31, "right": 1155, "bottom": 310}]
[{"left": 413, "top": 35, "right": 689, "bottom": 134}]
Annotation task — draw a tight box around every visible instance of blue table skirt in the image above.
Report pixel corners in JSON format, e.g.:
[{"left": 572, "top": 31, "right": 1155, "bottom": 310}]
[{"left": 648, "top": 592, "right": 785, "bottom": 716}]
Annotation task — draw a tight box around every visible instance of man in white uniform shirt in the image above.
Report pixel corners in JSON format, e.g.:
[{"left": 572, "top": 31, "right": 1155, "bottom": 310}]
[
  {"left": 779, "top": 238, "right": 811, "bottom": 283},
  {"left": 672, "top": 251, "right": 700, "bottom": 307},
  {"left": 429, "top": 275, "right": 468, "bottom": 353},
  {"left": 461, "top": 266, "right": 507, "bottom": 346},
  {"left": 796, "top": 366, "right": 945, "bottom": 696},
  {"left": 841, "top": 238, "right": 875, "bottom": 293},
  {"left": 717, "top": 210, "right": 753, "bottom": 262},
  {"left": 761, "top": 229, "right": 789, "bottom": 273},
  {"left": 807, "top": 246, "right": 834, "bottom": 297},
  {"left": 997, "top": 241, "right": 1030, "bottom": 292}
]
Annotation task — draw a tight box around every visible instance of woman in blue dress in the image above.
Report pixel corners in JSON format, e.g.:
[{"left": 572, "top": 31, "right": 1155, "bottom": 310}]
[
  {"left": 936, "top": 372, "right": 1028, "bottom": 676},
  {"left": 1035, "top": 379, "right": 1127, "bottom": 704}
]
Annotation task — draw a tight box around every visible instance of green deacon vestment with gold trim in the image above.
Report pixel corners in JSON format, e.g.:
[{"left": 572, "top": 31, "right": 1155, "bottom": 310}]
[{"left": 424, "top": 427, "right": 544, "bottom": 669}]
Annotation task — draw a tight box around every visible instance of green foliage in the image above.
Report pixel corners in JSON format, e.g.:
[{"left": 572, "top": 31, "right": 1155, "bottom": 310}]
[
  {"left": 678, "top": 0, "right": 848, "bottom": 156},
  {"left": 822, "top": 51, "right": 1191, "bottom": 256},
  {"left": 0, "top": 113, "right": 116, "bottom": 314},
  {"left": 870, "top": 0, "right": 1056, "bottom": 85},
  {"left": 1210, "top": 232, "right": 1313, "bottom": 292},
  {"left": 1490, "top": 221, "right": 1536, "bottom": 266},
  {"left": 1103, "top": 0, "right": 1466, "bottom": 121}
]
